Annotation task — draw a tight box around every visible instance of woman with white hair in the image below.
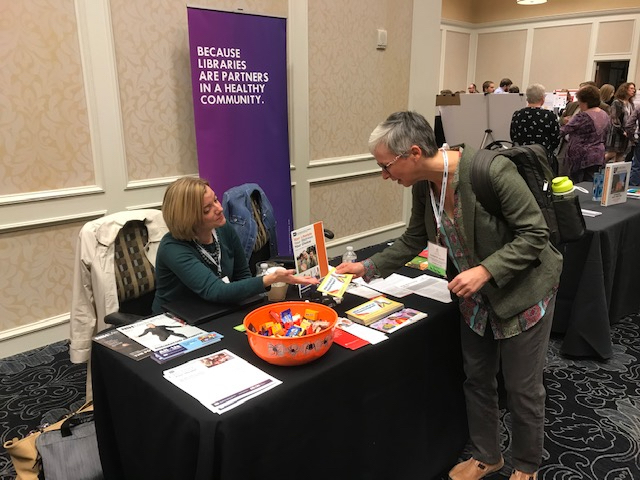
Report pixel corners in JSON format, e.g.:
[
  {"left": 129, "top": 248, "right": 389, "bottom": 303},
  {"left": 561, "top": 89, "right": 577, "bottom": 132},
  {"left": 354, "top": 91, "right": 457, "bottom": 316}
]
[{"left": 510, "top": 83, "right": 560, "bottom": 159}]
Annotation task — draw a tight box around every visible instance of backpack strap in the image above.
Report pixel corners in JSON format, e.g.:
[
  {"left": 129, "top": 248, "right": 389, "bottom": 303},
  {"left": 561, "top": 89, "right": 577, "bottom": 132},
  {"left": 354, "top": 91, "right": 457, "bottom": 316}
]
[{"left": 470, "top": 148, "right": 501, "bottom": 217}]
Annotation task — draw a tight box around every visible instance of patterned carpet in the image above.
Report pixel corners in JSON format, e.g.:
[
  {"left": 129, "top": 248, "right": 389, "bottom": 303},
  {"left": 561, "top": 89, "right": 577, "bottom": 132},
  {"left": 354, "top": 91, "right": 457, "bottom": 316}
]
[{"left": 1, "top": 316, "right": 639, "bottom": 480}]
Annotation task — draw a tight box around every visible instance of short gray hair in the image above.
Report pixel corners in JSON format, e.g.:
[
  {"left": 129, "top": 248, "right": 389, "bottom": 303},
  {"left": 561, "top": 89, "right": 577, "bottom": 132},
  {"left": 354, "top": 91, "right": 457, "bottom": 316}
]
[
  {"left": 368, "top": 111, "right": 438, "bottom": 158},
  {"left": 526, "top": 83, "right": 546, "bottom": 104}
]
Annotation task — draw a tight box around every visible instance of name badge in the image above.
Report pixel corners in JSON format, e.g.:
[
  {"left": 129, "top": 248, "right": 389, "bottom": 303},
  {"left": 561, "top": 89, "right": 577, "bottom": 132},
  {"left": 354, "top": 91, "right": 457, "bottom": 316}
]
[{"left": 427, "top": 241, "right": 447, "bottom": 277}]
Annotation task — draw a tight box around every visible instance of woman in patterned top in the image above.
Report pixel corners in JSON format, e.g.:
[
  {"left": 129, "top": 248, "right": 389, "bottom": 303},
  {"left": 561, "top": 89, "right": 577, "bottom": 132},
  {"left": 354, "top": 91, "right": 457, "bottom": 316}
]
[
  {"left": 560, "top": 85, "right": 610, "bottom": 183},
  {"left": 510, "top": 83, "right": 560, "bottom": 159},
  {"left": 336, "top": 111, "right": 562, "bottom": 480}
]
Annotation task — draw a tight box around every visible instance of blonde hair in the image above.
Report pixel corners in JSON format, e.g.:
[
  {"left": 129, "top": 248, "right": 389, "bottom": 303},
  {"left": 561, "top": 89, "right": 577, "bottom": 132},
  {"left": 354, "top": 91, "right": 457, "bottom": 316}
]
[
  {"left": 162, "top": 177, "right": 210, "bottom": 241},
  {"left": 600, "top": 84, "right": 614, "bottom": 103}
]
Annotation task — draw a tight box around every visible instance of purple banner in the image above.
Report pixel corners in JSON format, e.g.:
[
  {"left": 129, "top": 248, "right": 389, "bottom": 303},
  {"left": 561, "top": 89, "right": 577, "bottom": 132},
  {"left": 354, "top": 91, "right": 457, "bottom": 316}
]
[{"left": 187, "top": 8, "right": 293, "bottom": 255}]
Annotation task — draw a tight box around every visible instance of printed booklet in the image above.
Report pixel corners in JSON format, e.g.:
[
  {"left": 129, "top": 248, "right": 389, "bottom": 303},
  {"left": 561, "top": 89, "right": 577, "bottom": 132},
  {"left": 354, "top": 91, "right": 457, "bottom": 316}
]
[
  {"left": 317, "top": 267, "right": 353, "bottom": 298},
  {"left": 163, "top": 349, "right": 282, "bottom": 414},
  {"left": 368, "top": 308, "right": 427, "bottom": 334},
  {"left": 117, "top": 314, "right": 223, "bottom": 362},
  {"left": 344, "top": 295, "right": 404, "bottom": 326}
]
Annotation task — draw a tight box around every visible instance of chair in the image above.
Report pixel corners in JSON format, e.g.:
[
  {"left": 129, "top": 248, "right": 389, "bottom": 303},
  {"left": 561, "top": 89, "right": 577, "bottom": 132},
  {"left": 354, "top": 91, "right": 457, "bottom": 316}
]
[{"left": 69, "top": 209, "right": 168, "bottom": 398}]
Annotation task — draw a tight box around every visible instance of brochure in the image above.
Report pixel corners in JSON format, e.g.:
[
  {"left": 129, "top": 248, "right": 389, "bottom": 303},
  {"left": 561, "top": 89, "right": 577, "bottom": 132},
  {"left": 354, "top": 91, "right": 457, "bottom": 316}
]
[
  {"left": 368, "top": 308, "right": 427, "bottom": 334},
  {"left": 290, "top": 221, "right": 330, "bottom": 281},
  {"left": 92, "top": 328, "right": 151, "bottom": 361},
  {"left": 151, "top": 331, "right": 224, "bottom": 364},
  {"left": 317, "top": 267, "right": 352, "bottom": 298},
  {"left": 163, "top": 349, "right": 282, "bottom": 414},
  {"left": 117, "top": 314, "right": 212, "bottom": 352},
  {"left": 344, "top": 296, "right": 404, "bottom": 325},
  {"left": 405, "top": 248, "right": 429, "bottom": 270}
]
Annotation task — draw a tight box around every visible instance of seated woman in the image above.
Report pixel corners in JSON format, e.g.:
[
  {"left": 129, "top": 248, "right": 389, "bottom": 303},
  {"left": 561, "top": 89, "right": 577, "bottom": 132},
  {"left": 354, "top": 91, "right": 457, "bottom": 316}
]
[{"left": 152, "top": 177, "right": 318, "bottom": 313}]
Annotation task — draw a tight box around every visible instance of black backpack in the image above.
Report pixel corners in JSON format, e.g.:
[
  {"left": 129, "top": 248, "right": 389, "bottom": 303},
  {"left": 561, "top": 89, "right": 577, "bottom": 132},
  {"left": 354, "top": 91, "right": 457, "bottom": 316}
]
[{"left": 470, "top": 143, "right": 585, "bottom": 246}]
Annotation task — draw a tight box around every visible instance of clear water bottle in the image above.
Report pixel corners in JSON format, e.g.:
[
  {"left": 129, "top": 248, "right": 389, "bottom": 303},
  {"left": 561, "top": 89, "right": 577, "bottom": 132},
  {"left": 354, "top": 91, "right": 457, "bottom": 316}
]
[
  {"left": 257, "top": 263, "right": 269, "bottom": 277},
  {"left": 342, "top": 246, "right": 357, "bottom": 263}
]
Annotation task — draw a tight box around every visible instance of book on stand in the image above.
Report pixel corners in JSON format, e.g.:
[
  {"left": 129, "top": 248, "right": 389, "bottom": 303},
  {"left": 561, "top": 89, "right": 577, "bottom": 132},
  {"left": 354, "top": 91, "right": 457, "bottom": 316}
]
[
  {"left": 344, "top": 295, "right": 404, "bottom": 326},
  {"left": 290, "top": 221, "right": 330, "bottom": 295},
  {"left": 601, "top": 161, "right": 631, "bottom": 206}
]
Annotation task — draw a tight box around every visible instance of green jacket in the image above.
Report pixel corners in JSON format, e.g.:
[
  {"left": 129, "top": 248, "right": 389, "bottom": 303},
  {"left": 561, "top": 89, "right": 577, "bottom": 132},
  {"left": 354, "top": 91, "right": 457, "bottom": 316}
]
[
  {"left": 370, "top": 146, "right": 563, "bottom": 320},
  {"left": 152, "top": 222, "right": 265, "bottom": 313}
]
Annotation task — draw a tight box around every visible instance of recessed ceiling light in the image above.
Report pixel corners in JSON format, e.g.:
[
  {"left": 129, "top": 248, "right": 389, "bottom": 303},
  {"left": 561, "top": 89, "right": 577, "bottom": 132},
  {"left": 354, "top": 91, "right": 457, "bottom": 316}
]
[{"left": 517, "top": 0, "right": 547, "bottom": 4}]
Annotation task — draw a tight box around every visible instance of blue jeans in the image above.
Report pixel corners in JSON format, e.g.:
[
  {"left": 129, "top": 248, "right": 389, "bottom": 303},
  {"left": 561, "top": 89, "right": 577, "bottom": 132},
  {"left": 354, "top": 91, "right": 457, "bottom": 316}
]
[{"left": 630, "top": 143, "right": 640, "bottom": 186}]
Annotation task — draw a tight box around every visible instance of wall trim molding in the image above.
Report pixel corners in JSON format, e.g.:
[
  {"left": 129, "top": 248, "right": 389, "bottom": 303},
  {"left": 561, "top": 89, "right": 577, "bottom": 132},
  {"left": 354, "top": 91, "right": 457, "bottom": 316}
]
[
  {"left": 326, "top": 222, "right": 406, "bottom": 249},
  {"left": 308, "top": 169, "right": 380, "bottom": 184},
  {"left": 309, "top": 153, "right": 373, "bottom": 168},
  {"left": 0, "top": 314, "right": 70, "bottom": 359},
  {"left": 126, "top": 175, "right": 196, "bottom": 190},
  {"left": 0, "top": 210, "right": 107, "bottom": 233},
  {"left": 0, "top": 185, "right": 105, "bottom": 207}
]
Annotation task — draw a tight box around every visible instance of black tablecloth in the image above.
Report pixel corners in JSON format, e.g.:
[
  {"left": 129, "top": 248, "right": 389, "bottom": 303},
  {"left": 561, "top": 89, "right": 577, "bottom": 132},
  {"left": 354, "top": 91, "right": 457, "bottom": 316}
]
[
  {"left": 553, "top": 184, "right": 640, "bottom": 358},
  {"left": 92, "top": 265, "right": 468, "bottom": 480}
]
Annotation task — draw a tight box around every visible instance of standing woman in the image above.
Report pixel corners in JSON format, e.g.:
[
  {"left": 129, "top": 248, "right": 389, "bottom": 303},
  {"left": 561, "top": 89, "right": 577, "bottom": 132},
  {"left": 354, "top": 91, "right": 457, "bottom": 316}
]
[
  {"left": 605, "top": 82, "right": 636, "bottom": 162},
  {"left": 560, "top": 85, "right": 610, "bottom": 183},
  {"left": 510, "top": 83, "right": 560, "bottom": 162},
  {"left": 599, "top": 83, "right": 615, "bottom": 113},
  {"left": 336, "top": 111, "right": 562, "bottom": 480},
  {"left": 152, "top": 177, "right": 317, "bottom": 313}
]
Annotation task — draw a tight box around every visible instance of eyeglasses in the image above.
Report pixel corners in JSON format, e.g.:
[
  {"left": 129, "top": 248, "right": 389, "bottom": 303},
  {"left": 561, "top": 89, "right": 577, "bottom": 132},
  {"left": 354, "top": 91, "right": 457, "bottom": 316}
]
[{"left": 379, "top": 151, "right": 407, "bottom": 174}]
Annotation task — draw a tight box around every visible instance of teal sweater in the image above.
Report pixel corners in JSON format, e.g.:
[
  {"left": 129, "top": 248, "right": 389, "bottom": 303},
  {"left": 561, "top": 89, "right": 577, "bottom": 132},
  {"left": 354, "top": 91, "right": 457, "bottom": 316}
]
[{"left": 151, "top": 222, "right": 265, "bottom": 314}]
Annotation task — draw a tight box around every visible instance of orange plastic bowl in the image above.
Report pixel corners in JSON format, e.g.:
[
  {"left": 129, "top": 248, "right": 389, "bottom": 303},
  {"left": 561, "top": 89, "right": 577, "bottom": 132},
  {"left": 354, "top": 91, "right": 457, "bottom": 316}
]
[{"left": 243, "top": 301, "right": 338, "bottom": 366}]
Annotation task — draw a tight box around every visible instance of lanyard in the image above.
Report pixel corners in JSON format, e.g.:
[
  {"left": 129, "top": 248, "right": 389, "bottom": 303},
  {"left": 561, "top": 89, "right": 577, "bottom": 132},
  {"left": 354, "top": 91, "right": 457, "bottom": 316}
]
[
  {"left": 194, "top": 229, "right": 221, "bottom": 276},
  {"left": 429, "top": 148, "right": 449, "bottom": 243}
]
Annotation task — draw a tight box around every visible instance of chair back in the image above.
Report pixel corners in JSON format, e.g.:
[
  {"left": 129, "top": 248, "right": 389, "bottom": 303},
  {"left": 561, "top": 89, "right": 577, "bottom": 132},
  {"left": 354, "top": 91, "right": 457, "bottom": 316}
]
[{"left": 114, "top": 220, "right": 156, "bottom": 315}]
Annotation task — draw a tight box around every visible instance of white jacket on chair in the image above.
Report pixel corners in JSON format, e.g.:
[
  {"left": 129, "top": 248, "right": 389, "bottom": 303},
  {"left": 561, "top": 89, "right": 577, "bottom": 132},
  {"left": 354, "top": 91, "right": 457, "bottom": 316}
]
[{"left": 69, "top": 209, "right": 167, "bottom": 364}]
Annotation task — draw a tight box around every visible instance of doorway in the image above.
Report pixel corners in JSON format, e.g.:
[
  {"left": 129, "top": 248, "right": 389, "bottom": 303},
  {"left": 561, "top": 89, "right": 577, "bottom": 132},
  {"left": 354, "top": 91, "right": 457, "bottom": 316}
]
[{"left": 595, "top": 61, "right": 630, "bottom": 89}]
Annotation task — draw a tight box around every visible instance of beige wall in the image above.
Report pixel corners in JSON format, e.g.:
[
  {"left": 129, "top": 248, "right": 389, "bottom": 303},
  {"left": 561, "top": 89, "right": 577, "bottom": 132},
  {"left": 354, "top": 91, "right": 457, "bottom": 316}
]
[
  {"left": 441, "top": 9, "right": 640, "bottom": 94},
  {"left": 443, "top": 0, "right": 640, "bottom": 24},
  {"left": 6, "top": 0, "right": 635, "bottom": 357},
  {"left": 1, "top": 0, "right": 429, "bottom": 356}
]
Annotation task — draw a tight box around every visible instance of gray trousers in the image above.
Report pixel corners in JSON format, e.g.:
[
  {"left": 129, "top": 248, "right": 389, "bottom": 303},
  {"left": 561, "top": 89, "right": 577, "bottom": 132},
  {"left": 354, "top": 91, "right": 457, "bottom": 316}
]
[{"left": 460, "top": 295, "right": 556, "bottom": 473}]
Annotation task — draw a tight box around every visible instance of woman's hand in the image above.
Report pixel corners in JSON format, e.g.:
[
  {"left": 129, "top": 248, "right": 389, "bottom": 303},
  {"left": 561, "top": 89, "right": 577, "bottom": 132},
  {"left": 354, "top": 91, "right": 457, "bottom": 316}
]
[
  {"left": 263, "top": 268, "right": 319, "bottom": 287},
  {"left": 448, "top": 265, "right": 492, "bottom": 299},
  {"left": 335, "top": 261, "right": 365, "bottom": 278}
]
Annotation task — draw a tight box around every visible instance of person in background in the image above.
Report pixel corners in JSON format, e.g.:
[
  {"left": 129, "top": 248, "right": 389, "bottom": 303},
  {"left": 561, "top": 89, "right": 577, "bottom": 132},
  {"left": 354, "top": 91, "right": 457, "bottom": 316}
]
[
  {"left": 152, "top": 177, "right": 317, "bottom": 313},
  {"left": 560, "top": 85, "right": 609, "bottom": 183},
  {"left": 494, "top": 77, "right": 513, "bottom": 94},
  {"left": 336, "top": 111, "right": 562, "bottom": 480},
  {"left": 599, "top": 83, "right": 615, "bottom": 113},
  {"left": 468, "top": 83, "right": 479, "bottom": 93},
  {"left": 560, "top": 81, "right": 597, "bottom": 126},
  {"left": 508, "top": 85, "right": 520, "bottom": 93},
  {"left": 605, "top": 82, "right": 636, "bottom": 162},
  {"left": 510, "top": 83, "right": 560, "bottom": 165},
  {"left": 624, "top": 104, "right": 640, "bottom": 186},
  {"left": 482, "top": 80, "right": 495, "bottom": 94}
]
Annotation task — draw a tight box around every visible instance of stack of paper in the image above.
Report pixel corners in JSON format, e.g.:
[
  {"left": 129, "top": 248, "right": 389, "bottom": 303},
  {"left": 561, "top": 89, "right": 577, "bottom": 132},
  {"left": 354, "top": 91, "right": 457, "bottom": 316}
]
[{"left": 163, "top": 349, "right": 281, "bottom": 414}]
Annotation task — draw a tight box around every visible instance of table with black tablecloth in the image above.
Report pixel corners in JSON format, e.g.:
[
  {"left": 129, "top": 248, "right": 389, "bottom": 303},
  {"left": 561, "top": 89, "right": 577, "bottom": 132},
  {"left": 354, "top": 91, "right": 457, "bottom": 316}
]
[
  {"left": 553, "top": 184, "right": 640, "bottom": 359},
  {"left": 92, "top": 257, "right": 468, "bottom": 480}
]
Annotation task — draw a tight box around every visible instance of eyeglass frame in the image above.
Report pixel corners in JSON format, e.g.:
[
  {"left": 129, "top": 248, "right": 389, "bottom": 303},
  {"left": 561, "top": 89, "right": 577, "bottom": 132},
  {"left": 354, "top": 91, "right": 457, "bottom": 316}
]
[{"left": 378, "top": 151, "right": 408, "bottom": 174}]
